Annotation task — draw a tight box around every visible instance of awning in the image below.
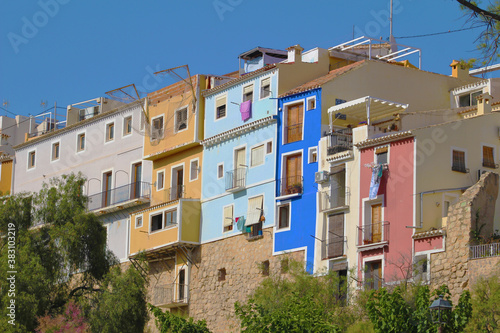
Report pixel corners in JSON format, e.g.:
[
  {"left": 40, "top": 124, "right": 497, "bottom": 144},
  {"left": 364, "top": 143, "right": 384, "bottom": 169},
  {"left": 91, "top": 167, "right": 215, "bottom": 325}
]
[
  {"left": 328, "top": 96, "right": 408, "bottom": 127},
  {"left": 245, "top": 195, "right": 263, "bottom": 226}
]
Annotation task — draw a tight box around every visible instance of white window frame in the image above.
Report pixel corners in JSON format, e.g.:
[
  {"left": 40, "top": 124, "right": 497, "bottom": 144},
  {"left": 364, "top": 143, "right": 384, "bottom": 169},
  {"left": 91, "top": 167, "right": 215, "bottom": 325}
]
[
  {"left": 306, "top": 96, "right": 316, "bottom": 111},
  {"left": 282, "top": 100, "right": 306, "bottom": 144},
  {"left": 150, "top": 114, "right": 164, "bottom": 141},
  {"left": 265, "top": 140, "right": 273, "bottom": 155},
  {"left": 259, "top": 76, "right": 271, "bottom": 100},
  {"left": 189, "top": 158, "right": 200, "bottom": 182},
  {"left": 247, "top": 192, "right": 265, "bottom": 229},
  {"left": 27, "top": 149, "right": 36, "bottom": 170},
  {"left": 104, "top": 120, "right": 115, "bottom": 143},
  {"left": 275, "top": 200, "right": 291, "bottom": 232},
  {"left": 280, "top": 149, "right": 304, "bottom": 188},
  {"left": 174, "top": 106, "right": 189, "bottom": 133},
  {"left": 123, "top": 115, "right": 133, "bottom": 137},
  {"left": 308, "top": 146, "right": 318, "bottom": 164},
  {"left": 362, "top": 255, "right": 384, "bottom": 289},
  {"left": 156, "top": 170, "right": 165, "bottom": 191},
  {"left": 361, "top": 195, "right": 385, "bottom": 230},
  {"left": 222, "top": 203, "right": 234, "bottom": 233},
  {"left": 76, "top": 131, "right": 86, "bottom": 153},
  {"left": 51, "top": 140, "right": 61, "bottom": 162},
  {"left": 148, "top": 204, "right": 180, "bottom": 234},
  {"left": 250, "top": 143, "right": 265, "bottom": 168},
  {"left": 375, "top": 145, "right": 390, "bottom": 165},
  {"left": 135, "top": 214, "right": 143, "bottom": 229},
  {"left": 217, "top": 162, "right": 224, "bottom": 180},
  {"left": 457, "top": 89, "right": 483, "bottom": 107},
  {"left": 214, "top": 94, "right": 228, "bottom": 121},
  {"left": 242, "top": 83, "right": 254, "bottom": 103}
]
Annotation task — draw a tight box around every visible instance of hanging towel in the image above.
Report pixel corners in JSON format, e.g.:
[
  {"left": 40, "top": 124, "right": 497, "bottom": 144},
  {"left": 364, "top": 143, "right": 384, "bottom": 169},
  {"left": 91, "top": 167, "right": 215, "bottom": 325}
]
[
  {"left": 240, "top": 100, "right": 252, "bottom": 121},
  {"left": 369, "top": 165, "right": 383, "bottom": 199}
]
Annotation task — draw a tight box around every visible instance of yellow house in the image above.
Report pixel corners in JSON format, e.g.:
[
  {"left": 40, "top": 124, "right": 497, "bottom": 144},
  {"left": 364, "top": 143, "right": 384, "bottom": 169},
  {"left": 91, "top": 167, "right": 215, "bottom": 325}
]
[{"left": 129, "top": 74, "right": 212, "bottom": 310}]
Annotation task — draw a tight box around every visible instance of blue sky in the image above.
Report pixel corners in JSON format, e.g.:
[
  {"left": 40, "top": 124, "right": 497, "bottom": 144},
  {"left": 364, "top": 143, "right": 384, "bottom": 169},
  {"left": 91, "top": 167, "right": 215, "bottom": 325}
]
[{"left": 0, "top": 0, "right": 491, "bottom": 117}]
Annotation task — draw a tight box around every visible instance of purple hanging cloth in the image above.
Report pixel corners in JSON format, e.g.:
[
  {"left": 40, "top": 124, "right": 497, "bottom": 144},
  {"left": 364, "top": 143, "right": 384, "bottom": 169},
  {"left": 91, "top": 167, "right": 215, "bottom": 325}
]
[{"left": 240, "top": 100, "right": 252, "bottom": 121}]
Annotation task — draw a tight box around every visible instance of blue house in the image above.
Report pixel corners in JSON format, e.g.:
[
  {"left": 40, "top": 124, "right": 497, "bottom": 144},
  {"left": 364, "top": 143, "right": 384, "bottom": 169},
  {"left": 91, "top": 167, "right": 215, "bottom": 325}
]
[{"left": 274, "top": 88, "right": 323, "bottom": 272}]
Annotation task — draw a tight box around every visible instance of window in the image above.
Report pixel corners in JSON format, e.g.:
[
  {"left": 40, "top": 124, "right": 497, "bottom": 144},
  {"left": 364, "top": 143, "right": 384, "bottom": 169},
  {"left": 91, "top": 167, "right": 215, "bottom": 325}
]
[
  {"left": 266, "top": 141, "right": 272, "bottom": 154},
  {"left": 135, "top": 216, "right": 143, "bottom": 228},
  {"left": 483, "top": 146, "right": 496, "bottom": 168},
  {"left": 251, "top": 144, "right": 265, "bottom": 167},
  {"left": 28, "top": 151, "right": 36, "bottom": 169},
  {"left": 151, "top": 116, "right": 164, "bottom": 140},
  {"left": 175, "top": 107, "right": 188, "bottom": 132},
  {"left": 246, "top": 195, "right": 263, "bottom": 238},
  {"left": 157, "top": 171, "right": 165, "bottom": 190},
  {"left": 375, "top": 146, "right": 388, "bottom": 165},
  {"left": 123, "top": 116, "right": 132, "bottom": 136},
  {"left": 51, "top": 142, "right": 60, "bottom": 161},
  {"left": 327, "top": 213, "right": 344, "bottom": 258},
  {"left": 278, "top": 203, "right": 290, "bottom": 229},
  {"left": 190, "top": 159, "right": 199, "bottom": 181},
  {"left": 151, "top": 209, "right": 177, "bottom": 232},
  {"left": 261, "top": 260, "right": 270, "bottom": 276},
  {"left": 285, "top": 102, "right": 303, "bottom": 143},
  {"left": 164, "top": 209, "right": 177, "bottom": 227},
  {"left": 106, "top": 123, "right": 114, "bottom": 142},
  {"left": 218, "top": 268, "right": 226, "bottom": 281},
  {"left": 282, "top": 153, "right": 302, "bottom": 196},
  {"left": 307, "top": 96, "right": 316, "bottom": 110},
  {"left": 452, "top": 149, "right": 467, "bottom": 173},
  {"left": 223, "top": 205, "right": 233, "bottom": 232},
  {"left": 243, "top": 85, "right": 253, "bottom": 102},
  {"left": 151, "top": 213, "right": 163, "bottom": 232},
  {"left": 365, "top": 260, "right": 382, "bottom": 290},
  {"left": 217, "top": 164, "right": 224, "bottom": 179},
  {"left": 459, "top": 90, "right": 482, "bottom": 107},
  {"left": 308, "top": 147, "right": 318, "bottom": 163},
  {"left": 335, "top": 98, "right": 347, "bottom": 105},
  {"left": 260, "top": 77, "right": 270, "bottom": 99},
  {"left": 216, "top": 96, "right": 227, "bottom": 119},
  {"left": 77, "top": 133, "right": 85, "bottom": 152},
  {"left": 413, "top": 255, "right": 428, "bottom": 282}
]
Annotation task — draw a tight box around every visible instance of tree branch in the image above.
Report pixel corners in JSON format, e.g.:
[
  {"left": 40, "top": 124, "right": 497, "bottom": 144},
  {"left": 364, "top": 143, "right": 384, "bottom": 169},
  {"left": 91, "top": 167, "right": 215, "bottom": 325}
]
[{"left": 456, "top": 0, "right": 500, "bottom": 22}]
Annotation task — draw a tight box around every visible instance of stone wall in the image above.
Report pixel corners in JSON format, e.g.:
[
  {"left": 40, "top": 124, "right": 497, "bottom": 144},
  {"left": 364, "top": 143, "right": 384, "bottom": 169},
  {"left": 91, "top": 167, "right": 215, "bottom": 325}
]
[
  {"left": 189, "top": 230, "right": 304, "bottom": 333},
  {"left": 430, "top": 172, "right": 499, "bottom": 302},
  {"left": 468, "top": 256, "right": 500, "bottom": 286}
]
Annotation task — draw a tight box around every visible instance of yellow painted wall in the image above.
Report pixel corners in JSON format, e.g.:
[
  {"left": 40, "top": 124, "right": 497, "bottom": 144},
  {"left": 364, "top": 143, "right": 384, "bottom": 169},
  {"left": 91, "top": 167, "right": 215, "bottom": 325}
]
[
  {"left": 181, "top": 200, "right": 200, "bottom": 243},
  {"left": 276, "top": 54, "right": 330, "bottom": 96},
  {"left": 151, "top": 145, "right": 203, "bottom": 206},
  {"left": 0, "top": 160, "right": 12, "bottom": 195}
]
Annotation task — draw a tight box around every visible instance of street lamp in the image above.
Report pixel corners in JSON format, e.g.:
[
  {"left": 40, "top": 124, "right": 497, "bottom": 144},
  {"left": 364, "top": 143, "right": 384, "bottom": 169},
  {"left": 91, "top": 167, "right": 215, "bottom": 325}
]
[{"left": 429, "top": 295, "right": 452, "bottom": 333}]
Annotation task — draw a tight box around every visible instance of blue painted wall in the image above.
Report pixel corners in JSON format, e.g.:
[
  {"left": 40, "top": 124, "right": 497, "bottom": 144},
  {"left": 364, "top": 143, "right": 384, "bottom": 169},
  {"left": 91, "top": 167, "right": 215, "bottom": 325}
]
[{"left": 274, "top": 88, "right": 322, "bottom": 272}]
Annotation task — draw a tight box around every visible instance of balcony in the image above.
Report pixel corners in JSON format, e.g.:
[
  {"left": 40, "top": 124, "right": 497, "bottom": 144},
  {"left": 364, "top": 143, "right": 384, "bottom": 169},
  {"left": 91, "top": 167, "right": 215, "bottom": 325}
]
[
  {"left": 277, "top": 176, "right": 303, "bottom": 197},
  {"left": 87, "top": 181, "right": 150, "bottom": 213},
  {"left": 357, "top": 221, "right": 390, "bottom": 249},
  {"left": 286, "top": 123, "right": 303, "bottom": 143},
  {"left": 470, "top": 242, "right": 500, "bottom": 259},
  {"left": 167, "top": 185, "right": 185, "bottom": 201},
  {"left": 319, "top": 187, "right": 349, "bottom": 212},
  {"left": 151, "top": 283, "right": 189, "bottom": 308},
  {"left": 326, "top": 128, "right": 353, "bottom": 155},
  {"left": 225, "top": 168, "right": 247, "bottom": 192},
  {"left": 322, "top": 236, "right": 346, "bottom": 259}
]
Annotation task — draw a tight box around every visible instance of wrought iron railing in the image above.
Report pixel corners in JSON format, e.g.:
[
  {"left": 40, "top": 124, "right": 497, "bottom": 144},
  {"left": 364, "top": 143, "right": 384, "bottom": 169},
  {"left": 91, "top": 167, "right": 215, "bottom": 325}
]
[
  {"left": 470, "top": 242, "right": 500, "bottom": 259},
  {"left": 322, "top": 236, "right": 346, "bottom": 259},
  {"left": 326, "top": 128, "right": 353, "bottom": 155},
  {"left": 277, "top": 176, "right": 303, "bottom": 197},
  {"left": 87, "top": 181, "right": 150, "bottom": 211},
  {"left": 167, "top": 185, "right": 185, "bottom": 201},
  {"left": 286, "top": 123, "right": 303, "bottom": 143},
  {"left": 357, "top": 221, "right": 390, "bottom": 246},
  {"left": 225, "top": 168, "right": 247, "bottom": 191},
  {"left": 319, "top": 187, "right": 349, "bottom": 211},
  {"left": 151, "top": 283, "right": 189, "bottom": 306}
]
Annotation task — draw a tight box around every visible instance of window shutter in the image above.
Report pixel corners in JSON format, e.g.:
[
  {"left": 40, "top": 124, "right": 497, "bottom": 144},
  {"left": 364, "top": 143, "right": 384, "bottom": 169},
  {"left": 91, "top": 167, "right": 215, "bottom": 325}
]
[
  {"left": 328, "top": 213, "right": 344, "bottom": 258},
  {"left": 216, "top": 96, "right": 226, "bottom": 108},
  {"left": 245, "top": 195, "right": 263, "bottom": 226},
  {"left": 223, "top": 206, "right": 233, "bottom": 227},
  {"left": 251, "top": 145, "right": 264, "bottom": 166},
  {"left": 243, "top": 85, "right": 253, "bottom": 95},
  {"left": 261, "top": 78, "right": 270, "bottom": 87}
]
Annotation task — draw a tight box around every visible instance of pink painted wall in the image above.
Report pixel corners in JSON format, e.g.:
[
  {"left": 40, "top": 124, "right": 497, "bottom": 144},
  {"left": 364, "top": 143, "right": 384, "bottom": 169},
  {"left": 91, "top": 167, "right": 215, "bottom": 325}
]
[
  {"left": 359, "top": 137, "right": 415, "bottom": 283},
  {"left": 414, "top": 236, "right": 444, "bottom": 253}
]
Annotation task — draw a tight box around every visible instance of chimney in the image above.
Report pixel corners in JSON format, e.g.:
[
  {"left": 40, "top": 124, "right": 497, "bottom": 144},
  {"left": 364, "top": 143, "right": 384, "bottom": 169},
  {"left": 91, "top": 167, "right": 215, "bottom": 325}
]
[
  {"left": 450, "top": 60, "right": 469, "bottom": 80},
  {"left": 477, "top": 92, "right": 493, "bottom": 115},
  {"left": 286, "top": 44, "right": 304, "bottom": 63}
]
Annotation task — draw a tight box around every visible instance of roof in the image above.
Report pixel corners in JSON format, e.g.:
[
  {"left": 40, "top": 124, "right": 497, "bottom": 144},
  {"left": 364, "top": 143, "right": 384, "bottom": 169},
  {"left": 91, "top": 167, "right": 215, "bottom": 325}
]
[
  {"left": 278, "top": 61, "right": 366, "bottom": 98},
  {"left": 238, "top": 47, "right": 287, "bottom": 60},
  {"left": 202, "top": 64, "right": 277, "bottom": 97}
]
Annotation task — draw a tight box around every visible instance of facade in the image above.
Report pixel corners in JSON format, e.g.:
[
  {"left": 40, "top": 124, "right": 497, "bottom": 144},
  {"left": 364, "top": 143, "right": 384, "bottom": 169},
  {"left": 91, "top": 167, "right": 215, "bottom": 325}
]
[{"left": 13, "top": 98, "right": 152, "bottom": 261}]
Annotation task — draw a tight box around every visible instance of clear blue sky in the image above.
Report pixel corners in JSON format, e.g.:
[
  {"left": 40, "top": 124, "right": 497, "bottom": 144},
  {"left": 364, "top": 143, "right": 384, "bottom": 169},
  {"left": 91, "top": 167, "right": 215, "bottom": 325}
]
[{"left": 0, "top": 0, "right": 491, "bottom": 117}]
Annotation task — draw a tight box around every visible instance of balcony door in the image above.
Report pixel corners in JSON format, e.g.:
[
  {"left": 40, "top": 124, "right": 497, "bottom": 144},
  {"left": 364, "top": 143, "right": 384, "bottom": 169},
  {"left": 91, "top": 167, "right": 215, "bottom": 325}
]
[
  {"left": 102, "top": 171, "right": 112, "bottom": 207},
  {"left": 365, "top": 260, "right": 382, "bottom": 290},
  {"left": 171, "top": 167, "right": 184, "bottom": 200},
  {"left": 327, "top": 213, "right": 344, "bottom": 258},
  {"left": 178, "top": 269, "right": 186, "bottom": 302},
  {"left": 286, "top": 103, "right": 303, "bottom": 143},
  {"left": 131, "top": 162, "right": 142, "bottom": 199},
  {"left": 285, "top": 153, "right": 302, "bottom": 194},
  {"left": 371, "top": 204, "right": 382, "bottom": 243},
  {"left": 234, "top": 147, "right": 246, "bottom": 188}
]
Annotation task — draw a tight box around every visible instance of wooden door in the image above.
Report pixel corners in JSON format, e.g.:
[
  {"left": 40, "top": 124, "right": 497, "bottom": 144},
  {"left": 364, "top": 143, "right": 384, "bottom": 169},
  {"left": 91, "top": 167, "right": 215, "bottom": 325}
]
[
  {"left": 103, "top": 172, "right": 112, "bottom": 207},
  {"left": 371, "top": 204, "right": 382, "bottom": 243},
  {"left": 328, "top": 213, "right": 344, "bottom": 258},
  {"left": 286, "top": 103, "right": 303, "bottom": 143},
  {"left": 178, "top": 269, "right": 186, "bottom": 301},
  {"left": 285, "top": 154, "right": 302, "bottom": 194},
  {"left": 132, "top": 163, "right": 142, "bottom": 199},
  {"left": 366, "top": 261, "right": 382, "bottom": 290},
  {"left": 176, "top": 168, "right": 184, "bottom": 199}
]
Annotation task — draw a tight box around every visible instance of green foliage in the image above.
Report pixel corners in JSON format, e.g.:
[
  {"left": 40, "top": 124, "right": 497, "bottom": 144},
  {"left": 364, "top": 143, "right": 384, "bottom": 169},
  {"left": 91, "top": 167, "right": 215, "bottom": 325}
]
[
  {"left": 465, "top": 272, "right": 500, "bottom": 332},
  {"left": 346, "top": 321, "right": 375, "bottom": 333},
  {"left": 149, "top": 304, "right": 211, "bottom": 333},
  {"left": 234, "top": 260, "right": 360, "bottom": 332}
]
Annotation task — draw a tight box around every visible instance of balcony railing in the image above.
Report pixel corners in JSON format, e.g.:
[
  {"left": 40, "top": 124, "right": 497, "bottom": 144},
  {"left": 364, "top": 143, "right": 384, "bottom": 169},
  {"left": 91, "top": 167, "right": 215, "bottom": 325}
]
[
  {"left": 87, "top": 181, "right": 150, "bottom": 211},
  {"left": 167, "top": 185, "right": 185, "bottom": 201},
  {"left": 322, "top": 236, "right": 346, "bottom": 259},
  {"left": 357, "top": 221, "right": 390, "bottom": 247},
  {"left": 470, "top": 242, "right": 500, "bottom": 259},
  {"left": 327, "top": 128, "right": 353, "bottom": 155},
  {"left": 319, "top": 187, "right": 349, "bottom": 212},
  {"left": 277, "top": 176, "right": 303, "bottom": 197},
  {"left": 151, "top": 283, "right": 189, "bottom": 307},
  {"left": 225, "top": 168, "right": 247, "bottom": 192},
  {"left": 286, "top": 123, "right": 303, "bottom": 143}
]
